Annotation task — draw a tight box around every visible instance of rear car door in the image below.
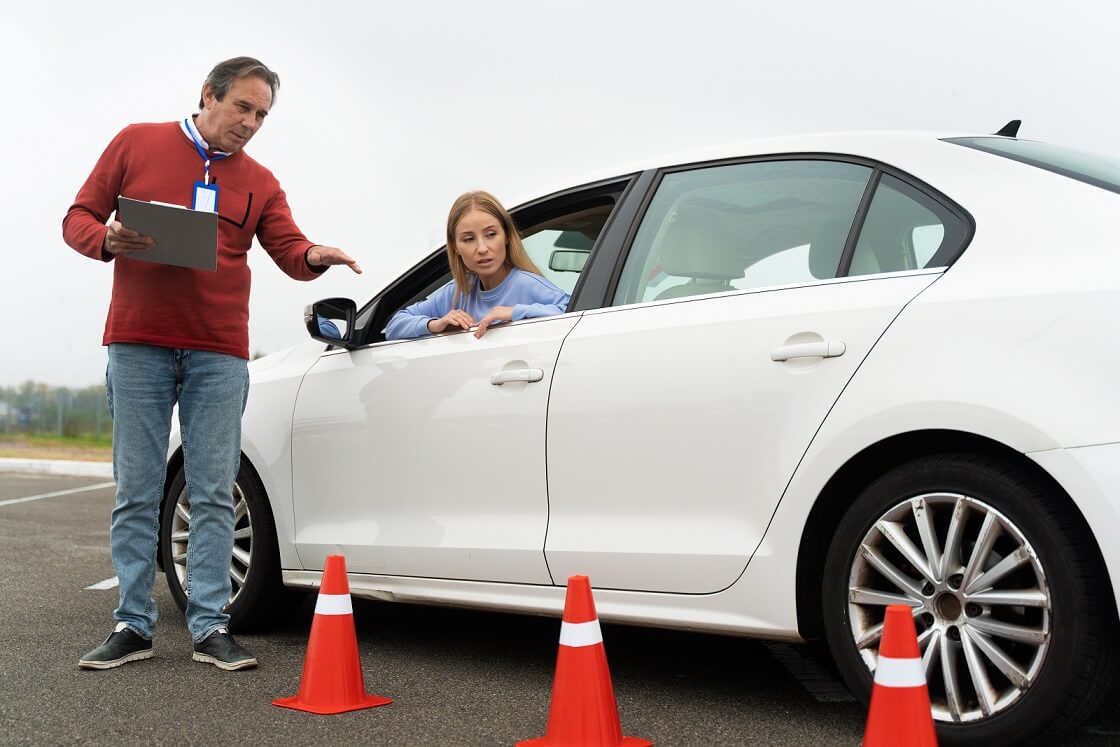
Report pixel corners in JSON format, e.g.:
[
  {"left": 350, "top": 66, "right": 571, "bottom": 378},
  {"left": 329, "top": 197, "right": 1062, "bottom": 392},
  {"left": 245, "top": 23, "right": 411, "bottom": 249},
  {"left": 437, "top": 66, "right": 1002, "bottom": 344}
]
[{"left": 544, "top": 158, "right": 969, "bottom": 592}]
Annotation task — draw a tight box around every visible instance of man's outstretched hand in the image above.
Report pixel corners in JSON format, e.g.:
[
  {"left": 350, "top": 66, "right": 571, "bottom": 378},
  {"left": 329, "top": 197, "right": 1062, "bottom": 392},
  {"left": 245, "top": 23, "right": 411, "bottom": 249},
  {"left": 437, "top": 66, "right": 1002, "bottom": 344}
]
[{"left": 307, "top": 245, "right": 362, "bottom": 274}]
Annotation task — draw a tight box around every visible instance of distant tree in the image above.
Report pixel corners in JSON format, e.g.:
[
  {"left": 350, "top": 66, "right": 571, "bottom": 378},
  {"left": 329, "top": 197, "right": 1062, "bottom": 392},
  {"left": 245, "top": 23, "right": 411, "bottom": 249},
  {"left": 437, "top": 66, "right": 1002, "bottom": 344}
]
[{"left": 0, "top": 379, "right": 110, "bottom": 440}]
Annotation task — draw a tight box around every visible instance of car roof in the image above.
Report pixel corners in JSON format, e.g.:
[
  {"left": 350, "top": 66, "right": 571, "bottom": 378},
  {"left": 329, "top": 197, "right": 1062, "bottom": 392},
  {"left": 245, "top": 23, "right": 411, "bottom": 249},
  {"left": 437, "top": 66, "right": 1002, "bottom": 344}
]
[{"left": 509, "top": 130, "right": 987, "bottom": 209}]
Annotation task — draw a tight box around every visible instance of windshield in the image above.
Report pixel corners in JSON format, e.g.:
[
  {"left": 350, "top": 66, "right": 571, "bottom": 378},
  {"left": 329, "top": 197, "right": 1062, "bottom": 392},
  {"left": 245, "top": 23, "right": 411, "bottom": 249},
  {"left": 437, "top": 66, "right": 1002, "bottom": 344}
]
[{"left": 944, "top": 137, "right": 1120, "bottom": 196}]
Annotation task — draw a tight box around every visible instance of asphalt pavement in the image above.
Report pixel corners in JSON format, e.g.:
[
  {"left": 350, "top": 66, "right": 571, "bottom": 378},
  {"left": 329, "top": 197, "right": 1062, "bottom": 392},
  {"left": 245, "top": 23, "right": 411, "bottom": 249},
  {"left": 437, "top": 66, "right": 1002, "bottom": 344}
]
[{"left": 2, "top": 471, "right": 1120, "bottom": 746}]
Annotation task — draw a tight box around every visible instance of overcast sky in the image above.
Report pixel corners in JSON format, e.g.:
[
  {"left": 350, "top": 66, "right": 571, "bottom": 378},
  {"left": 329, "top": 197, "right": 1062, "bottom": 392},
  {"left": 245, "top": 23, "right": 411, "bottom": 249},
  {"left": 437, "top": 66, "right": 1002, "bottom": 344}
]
[{"left": 3, "top": 0, "right": 1118, "bottom": 387}]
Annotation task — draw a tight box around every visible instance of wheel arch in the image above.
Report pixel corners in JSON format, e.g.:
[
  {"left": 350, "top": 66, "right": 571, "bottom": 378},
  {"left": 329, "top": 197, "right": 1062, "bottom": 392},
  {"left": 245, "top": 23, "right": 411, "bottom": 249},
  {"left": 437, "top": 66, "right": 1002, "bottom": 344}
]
[{"left": 793, "top": 428, "right": 1113, "bottom": 641}]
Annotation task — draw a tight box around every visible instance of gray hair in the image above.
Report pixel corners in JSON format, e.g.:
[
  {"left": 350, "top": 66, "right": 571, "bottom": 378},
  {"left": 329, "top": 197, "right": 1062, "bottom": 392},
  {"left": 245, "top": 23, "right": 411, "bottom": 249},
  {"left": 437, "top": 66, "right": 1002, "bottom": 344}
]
[{"left": 198, "top": 56, "right": 280, "bottom": 109}]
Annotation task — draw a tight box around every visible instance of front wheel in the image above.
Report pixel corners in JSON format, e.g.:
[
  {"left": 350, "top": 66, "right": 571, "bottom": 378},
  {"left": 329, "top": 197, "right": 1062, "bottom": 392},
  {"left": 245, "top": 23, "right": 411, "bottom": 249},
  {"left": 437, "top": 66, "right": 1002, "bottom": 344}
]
[
  {"left": 822, "top": 453, "right": 1116, "bottom": 746},
  {"left": 159, "top": 457, "right": 296, "bottom": 631}
]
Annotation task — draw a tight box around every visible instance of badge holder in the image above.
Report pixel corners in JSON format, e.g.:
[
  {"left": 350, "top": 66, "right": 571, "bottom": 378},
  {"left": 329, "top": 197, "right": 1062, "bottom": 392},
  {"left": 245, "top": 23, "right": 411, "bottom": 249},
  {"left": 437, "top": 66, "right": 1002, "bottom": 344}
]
[{"left": 193, "top": 181, "right": 219, "bottom": 213}]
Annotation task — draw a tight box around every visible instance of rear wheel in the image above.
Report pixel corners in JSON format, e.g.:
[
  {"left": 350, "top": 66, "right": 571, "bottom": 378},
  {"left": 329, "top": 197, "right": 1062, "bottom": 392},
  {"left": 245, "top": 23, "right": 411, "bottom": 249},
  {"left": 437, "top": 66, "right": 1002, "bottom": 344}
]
[
  {"left": 822, "top": 453, "right": 1116, "bottom": 746},
  {"left": 159, "top": 458, "right": 297, "bottom": 631}
]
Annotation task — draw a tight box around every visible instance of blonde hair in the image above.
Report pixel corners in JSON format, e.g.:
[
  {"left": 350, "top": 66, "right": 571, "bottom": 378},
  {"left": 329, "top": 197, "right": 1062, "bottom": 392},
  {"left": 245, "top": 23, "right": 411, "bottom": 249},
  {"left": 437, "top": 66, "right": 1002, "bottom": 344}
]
[{"left": 445, "top": 191, "right": 541, "bottom": 308}]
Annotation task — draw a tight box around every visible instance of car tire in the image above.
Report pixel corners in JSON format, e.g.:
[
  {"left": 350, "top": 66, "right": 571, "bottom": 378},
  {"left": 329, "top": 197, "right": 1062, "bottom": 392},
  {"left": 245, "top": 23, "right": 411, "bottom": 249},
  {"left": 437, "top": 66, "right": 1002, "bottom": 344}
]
[
  {"left": 159, "top": 457, "right": 297, "bottom": 631},
  {"left": 821, "top": 453, "right": 1117, "bottom": 746}
]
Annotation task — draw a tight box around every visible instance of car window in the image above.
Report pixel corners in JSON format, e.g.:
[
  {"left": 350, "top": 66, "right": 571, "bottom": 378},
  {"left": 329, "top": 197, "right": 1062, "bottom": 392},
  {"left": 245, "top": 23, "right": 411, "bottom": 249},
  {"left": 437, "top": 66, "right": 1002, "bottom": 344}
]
[
  {"left": 375, "top": 202, "right": 613, "bottom": 317},
  {"left": 354, "top": 186, "right": 624, "bottom": 345},
  {"left": 519, "top": 202, "right": 613, "bottom": 294},
  {"left": 848, "top": 175, "right": 968, "bottom": 275},
  {"left": 613, "top": 160, "right": 873, "bottom": 306},
  {"left": 945, "top": 136, "right": 1120, "bottom": 196}
]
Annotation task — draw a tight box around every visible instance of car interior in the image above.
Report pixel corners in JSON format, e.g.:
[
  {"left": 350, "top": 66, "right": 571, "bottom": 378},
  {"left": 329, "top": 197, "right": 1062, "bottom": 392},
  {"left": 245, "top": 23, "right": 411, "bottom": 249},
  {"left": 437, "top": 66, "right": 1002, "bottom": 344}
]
[{"left": 615, "top": 162, "right": 872, "bottom": 304}]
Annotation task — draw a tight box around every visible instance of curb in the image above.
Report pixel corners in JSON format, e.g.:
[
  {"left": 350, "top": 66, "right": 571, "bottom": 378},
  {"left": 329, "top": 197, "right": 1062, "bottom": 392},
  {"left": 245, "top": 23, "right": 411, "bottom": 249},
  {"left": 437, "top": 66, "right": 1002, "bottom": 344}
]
[{"left": 0, "top": 458, "right": 114, "bottom": 478}]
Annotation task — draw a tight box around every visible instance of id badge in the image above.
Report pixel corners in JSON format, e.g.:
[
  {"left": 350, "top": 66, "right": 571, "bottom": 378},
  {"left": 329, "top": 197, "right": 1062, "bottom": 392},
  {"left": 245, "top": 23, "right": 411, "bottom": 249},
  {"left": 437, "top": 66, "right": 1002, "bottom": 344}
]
[{"left": 192, "top": 181, "right": 219, "bottom": 213}]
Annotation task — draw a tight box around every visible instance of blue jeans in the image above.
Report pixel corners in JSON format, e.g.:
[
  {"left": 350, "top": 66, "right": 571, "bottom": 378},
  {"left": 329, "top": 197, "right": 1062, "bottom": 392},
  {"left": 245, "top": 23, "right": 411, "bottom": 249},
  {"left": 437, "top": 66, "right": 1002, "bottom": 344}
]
[{"left": 106, "top": 343, "right": 249, "bottom": 642}]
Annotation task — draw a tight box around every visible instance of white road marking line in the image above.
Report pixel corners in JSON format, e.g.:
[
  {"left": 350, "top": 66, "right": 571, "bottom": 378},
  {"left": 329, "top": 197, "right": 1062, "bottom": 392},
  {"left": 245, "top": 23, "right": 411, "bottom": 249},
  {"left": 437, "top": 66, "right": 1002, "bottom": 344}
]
[
  {"left": 86, "top": 576, "right": 119, "bottom": 590},
  {"left": 765, "top": 642, "right": 856, "bottom": 702},
  {"left": 0, "top": 481, "right": 116, "bottom": 508}
]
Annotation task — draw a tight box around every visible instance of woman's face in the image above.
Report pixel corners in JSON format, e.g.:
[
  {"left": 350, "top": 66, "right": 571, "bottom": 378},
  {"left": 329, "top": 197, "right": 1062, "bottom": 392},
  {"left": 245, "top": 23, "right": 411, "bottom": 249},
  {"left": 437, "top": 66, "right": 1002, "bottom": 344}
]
[{"left": 454, "top": 207, "right": 509, "bottom": 290}]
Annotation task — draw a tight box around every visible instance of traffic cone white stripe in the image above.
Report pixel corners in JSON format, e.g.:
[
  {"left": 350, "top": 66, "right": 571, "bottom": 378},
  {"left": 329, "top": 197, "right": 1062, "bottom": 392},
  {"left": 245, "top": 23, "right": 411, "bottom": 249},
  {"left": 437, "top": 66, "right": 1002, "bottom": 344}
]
[
  {"left": 314, "top": 593, "right": 353, "bottom": 615},
  {"left": 874, "top": 654, "right": 926, "bottom": 688},
  {"left": 559, "top": 619, "right": 603, "bottom": 647}
]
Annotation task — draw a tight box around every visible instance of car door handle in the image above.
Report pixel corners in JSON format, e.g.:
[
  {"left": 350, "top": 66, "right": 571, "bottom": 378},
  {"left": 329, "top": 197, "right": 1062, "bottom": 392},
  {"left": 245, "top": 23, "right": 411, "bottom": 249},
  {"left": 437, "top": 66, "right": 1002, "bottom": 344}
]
[
  {"left": 490, "top": 368, "right": 545, "bottom": 385},
  {"left": 770, "top": 341, "right": 847, "bottom": 361}
]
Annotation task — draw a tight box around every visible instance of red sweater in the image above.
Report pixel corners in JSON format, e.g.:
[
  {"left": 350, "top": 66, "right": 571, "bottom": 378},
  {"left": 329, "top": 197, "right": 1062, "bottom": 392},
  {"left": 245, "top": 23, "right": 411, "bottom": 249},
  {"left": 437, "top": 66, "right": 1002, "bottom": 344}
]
[{"left": 63, "top": 121, "right": 323, "bottom": 359}]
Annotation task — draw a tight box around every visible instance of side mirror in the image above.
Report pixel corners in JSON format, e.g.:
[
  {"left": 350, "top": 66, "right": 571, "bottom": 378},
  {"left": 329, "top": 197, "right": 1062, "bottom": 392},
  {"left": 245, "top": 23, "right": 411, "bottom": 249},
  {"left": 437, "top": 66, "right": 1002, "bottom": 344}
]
[
  {"left": 549, "top": 249, "right": 590, "bottom": 274},
  {"left": 305, "top": 297, "right": 357, "bottom": 347}
]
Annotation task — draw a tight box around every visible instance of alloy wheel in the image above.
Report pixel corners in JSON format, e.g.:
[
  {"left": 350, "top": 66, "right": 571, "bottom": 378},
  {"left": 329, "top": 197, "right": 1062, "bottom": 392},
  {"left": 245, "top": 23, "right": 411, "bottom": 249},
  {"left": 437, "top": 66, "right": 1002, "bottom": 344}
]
[
  {"left": 846, "top": 492, "right": 1051, "bottom": 723},
  {"left": 168, "top": 481, "right": 254, "bottom": 609}
]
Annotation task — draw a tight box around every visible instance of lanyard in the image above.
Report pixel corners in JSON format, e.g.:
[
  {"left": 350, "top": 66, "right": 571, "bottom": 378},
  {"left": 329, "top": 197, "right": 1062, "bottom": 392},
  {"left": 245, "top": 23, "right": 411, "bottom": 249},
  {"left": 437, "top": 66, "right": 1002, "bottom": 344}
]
[{"left": 184, "top": 118, "right": 229, "bottom": 185}]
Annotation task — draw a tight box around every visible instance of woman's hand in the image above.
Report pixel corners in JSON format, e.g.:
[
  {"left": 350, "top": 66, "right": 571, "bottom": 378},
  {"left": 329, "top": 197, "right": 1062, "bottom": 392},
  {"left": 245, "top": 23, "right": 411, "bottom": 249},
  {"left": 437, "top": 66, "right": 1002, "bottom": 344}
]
[
  {"left": 474, "top": 306, "right": 514, "bottom": 338},
  {"left": 427, "top": 310, "right": 476, "bottom": 334}
]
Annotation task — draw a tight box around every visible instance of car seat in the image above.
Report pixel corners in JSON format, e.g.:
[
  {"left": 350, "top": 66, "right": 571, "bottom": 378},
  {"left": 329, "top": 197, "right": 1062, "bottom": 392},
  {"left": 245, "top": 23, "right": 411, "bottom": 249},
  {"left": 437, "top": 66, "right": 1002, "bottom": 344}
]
[{"left": 653, "top": 209, "right": 745, "bottom": 301}]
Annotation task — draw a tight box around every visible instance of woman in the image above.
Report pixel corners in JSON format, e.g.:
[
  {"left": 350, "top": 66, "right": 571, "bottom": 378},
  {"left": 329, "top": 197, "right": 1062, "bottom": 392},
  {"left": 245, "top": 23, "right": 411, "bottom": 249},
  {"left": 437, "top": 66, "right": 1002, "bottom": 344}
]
[{"left": 385, "top": 191, "right": 571, "bottom": 339}]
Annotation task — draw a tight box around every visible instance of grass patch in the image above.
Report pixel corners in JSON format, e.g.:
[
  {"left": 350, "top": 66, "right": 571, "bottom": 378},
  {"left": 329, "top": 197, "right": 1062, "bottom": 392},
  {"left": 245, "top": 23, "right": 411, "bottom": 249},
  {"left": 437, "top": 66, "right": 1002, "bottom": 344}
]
[
  {"left": 0, "top": 433, "right": 113, "bottom": 461},
  {"left": 22, "top": 433, "right": 113, "bottom": 449}
]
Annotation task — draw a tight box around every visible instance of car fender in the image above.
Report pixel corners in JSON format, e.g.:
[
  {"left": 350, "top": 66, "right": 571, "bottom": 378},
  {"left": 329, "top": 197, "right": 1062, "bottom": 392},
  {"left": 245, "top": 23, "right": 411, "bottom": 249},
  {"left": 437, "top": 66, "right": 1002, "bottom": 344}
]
[{"left": 738, "top": 263, "right": 1120, "bottom": 634}]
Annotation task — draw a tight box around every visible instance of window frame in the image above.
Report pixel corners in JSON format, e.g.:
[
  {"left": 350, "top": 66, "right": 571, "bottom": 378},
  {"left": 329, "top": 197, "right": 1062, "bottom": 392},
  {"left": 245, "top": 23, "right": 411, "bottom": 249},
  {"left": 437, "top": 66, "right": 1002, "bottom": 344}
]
[
  {"left": 603, "top": 153, "right": 975, "bottom": 308},
  {"left": 346, "top": 175, "right": 638, "bottom": 348},
  {"left": 845, "top": 172, "right": 972, "bottom": 276}
]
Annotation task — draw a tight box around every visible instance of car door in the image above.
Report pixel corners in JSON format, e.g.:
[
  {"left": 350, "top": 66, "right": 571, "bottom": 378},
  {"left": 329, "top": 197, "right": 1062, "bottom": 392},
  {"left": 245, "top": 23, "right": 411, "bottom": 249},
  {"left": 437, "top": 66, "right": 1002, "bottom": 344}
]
[
  {"left": 288, "top": 180, "right": 631, "bottom": 582},
  {"left": 290, "top": 315, "right": 577, "bottom": 583},
  {"left": 544, "top": 158, "right": 969, "bottom": 593}
]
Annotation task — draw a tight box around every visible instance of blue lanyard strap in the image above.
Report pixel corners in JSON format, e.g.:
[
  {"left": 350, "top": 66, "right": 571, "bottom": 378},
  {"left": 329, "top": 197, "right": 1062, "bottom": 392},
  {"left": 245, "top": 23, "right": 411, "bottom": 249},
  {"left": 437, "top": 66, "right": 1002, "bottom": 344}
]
[{"left": 184, "top": 118, "right": 229, "bottom": 184}]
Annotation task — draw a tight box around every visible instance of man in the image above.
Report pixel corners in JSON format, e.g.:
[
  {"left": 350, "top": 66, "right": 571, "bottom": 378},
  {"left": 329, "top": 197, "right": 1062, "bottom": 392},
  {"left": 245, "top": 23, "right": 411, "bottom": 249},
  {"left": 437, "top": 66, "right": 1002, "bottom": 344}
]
[{"left": 63, "top": 57, "right": 361, "bottom": 671}]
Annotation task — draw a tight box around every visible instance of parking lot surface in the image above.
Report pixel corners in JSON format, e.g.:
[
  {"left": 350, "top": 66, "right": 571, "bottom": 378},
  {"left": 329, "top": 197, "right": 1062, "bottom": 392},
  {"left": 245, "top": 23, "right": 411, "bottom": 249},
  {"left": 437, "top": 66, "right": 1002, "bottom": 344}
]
[{"left": 2, "top": 472, "right": 1119, "bottom": 746}]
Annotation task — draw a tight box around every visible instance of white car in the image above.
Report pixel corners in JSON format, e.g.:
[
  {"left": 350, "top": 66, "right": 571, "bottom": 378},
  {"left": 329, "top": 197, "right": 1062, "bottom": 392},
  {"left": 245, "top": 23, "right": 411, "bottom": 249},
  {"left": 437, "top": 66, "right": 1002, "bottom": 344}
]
[{"left": 162, "top": 124, "right": 1120, "bottom": 746}]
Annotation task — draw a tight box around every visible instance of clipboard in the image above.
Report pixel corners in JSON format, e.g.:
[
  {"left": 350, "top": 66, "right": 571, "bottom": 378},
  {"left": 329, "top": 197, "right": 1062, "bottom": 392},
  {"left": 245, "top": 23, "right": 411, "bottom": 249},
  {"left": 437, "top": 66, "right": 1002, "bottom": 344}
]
[{"left": 116, "top": 196, "right": 219, "bottom": 271}]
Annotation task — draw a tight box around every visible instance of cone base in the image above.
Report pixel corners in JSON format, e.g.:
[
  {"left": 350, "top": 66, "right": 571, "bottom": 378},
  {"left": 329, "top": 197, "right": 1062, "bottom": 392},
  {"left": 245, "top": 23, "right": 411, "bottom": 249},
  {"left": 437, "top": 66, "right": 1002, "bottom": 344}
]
[
  {"left": 517, "top": 736, "right": 651, "bottom": 746},
  {"left": 272, "top": 693, "right": 392, "bottom": 715}
]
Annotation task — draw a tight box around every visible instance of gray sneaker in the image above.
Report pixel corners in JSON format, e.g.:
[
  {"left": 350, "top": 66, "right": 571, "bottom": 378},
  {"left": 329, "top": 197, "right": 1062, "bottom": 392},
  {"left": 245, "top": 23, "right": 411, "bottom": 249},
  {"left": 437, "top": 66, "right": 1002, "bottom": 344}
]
[
  {"left": 192, "top": 629, "right": 258, "bottom": 671},
  {"left": 78, "top": 626, "right": 153, "bottom": 670}
]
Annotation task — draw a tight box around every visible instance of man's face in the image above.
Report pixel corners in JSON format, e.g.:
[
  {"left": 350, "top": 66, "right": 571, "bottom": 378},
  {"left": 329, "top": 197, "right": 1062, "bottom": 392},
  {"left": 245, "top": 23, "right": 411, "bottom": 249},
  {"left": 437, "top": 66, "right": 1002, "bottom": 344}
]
[{"left": 196, "top": 76, "right": 272, "bottom": 154}]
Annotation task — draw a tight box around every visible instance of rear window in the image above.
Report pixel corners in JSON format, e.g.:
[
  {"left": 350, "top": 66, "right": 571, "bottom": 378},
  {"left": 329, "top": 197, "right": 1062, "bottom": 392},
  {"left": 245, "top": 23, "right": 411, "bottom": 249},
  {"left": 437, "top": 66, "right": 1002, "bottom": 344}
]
[{"left": 945, "top": 137, "right": 1120, "bottom": 196}]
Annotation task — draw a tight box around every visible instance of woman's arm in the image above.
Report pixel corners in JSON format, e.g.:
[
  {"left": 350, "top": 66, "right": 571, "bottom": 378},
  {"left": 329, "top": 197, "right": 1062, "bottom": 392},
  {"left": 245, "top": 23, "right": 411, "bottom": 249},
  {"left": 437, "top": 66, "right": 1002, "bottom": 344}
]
[
  {"left": 511, "top": 276, "right": 572, "bottom": 321},
  {"left": 384, "top": 282, "right": 458, "bottom": 340},
  {"left": 473, "top": 274, "right": 573, "bottom": 337}
]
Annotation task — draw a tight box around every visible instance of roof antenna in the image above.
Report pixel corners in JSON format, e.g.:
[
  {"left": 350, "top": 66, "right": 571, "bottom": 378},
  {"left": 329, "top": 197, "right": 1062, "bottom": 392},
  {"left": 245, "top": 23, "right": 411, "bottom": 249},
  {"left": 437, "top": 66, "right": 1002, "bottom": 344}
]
[{"left": 994, "top": 119, "right": 1021, "bottom": 137}]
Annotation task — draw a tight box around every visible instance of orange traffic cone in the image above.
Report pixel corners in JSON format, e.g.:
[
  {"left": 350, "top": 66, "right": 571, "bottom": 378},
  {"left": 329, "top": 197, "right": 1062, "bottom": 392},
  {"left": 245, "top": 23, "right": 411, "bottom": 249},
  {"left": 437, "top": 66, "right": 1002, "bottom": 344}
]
[
  {"left": 863, "top": 605, "right": 937, "bottom": 746},
  {"left": 273, "top": 554, "right": 392, "bottom": 714},
  {"left": 518, "top": 575, "right": 651, "bottom": 747}
]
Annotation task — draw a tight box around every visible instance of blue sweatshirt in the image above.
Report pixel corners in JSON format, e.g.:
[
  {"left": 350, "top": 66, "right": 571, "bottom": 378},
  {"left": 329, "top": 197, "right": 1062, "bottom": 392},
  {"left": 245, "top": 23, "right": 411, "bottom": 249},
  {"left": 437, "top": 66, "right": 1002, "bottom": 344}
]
[{"left": 385, "top": 268, "right": 571, "bottom": 340}]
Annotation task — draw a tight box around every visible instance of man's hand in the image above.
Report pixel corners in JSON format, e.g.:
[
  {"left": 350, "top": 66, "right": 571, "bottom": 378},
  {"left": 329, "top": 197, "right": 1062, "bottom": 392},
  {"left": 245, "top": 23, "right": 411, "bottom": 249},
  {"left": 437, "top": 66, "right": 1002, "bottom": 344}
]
[
  {"left": 307, "top": 245, "right": 362, "bottom": 274},
  {"left": 474, "top": 306, "right": 514, "bottom": 338},
  {"left": 103, "top": 220, "right": 155, "bottom": 257},
  {"left": 427, "top": 310, "right": 475, "bottom": 334}
]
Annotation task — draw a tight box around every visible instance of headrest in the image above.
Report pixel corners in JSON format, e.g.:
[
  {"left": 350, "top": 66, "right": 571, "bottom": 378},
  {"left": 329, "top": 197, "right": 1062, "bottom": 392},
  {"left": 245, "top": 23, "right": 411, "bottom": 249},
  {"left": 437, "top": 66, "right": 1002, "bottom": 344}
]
[{"left": 657, "top": 208, "right": 744, "bottom": 280}]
